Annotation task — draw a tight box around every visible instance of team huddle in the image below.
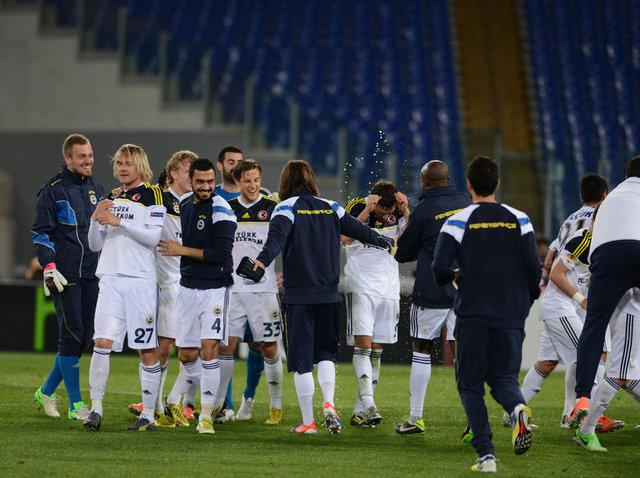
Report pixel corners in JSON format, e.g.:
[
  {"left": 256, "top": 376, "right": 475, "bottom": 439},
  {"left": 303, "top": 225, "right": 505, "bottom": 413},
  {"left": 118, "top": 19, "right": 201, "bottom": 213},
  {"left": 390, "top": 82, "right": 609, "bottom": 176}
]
[{"left": 31, "top": 133, "right": 640, "bottom": 472}]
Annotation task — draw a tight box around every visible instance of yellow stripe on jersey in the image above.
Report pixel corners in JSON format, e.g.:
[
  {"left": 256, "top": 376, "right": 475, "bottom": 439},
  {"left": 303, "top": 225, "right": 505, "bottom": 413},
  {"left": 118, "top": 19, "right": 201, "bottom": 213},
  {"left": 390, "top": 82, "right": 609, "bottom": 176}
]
[
  {"left": 144, "top": 182, "right": 163, "bottom": 206},
  {"left": 261, "top": 194, "right": 278, "bottom": 203},
  {"left": 50, "top": 178, "right": 62, "bottom": 187},
  {"left": 572, "top": 231, "right": 591, "bottom": 260},
  {"left": 345, "top": 198, "right": 365, "bottom": 214}
]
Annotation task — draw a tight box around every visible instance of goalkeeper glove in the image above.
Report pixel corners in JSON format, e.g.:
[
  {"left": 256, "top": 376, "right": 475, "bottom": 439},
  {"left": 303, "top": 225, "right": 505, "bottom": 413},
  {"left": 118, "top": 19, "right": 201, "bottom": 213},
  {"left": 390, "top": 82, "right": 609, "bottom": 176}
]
[{"left": 43, "top": 263, "right": 68, "bottom": 297}]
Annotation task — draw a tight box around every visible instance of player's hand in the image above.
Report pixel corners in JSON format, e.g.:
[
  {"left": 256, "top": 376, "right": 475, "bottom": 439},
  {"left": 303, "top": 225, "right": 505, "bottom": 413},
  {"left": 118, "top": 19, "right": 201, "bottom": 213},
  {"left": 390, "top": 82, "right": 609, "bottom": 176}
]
[
  {"left": 276, "top": 271, "right": 284, "bottom": 292},
  {"left": 43, "top": 263, "right": 68, "bottom": 297},
  {"left": 253, "top": 259, "right": 266, "bottom": 271},
  {"left": 158, "top": 240, "right": 182, "bottom": 256},
  {"left": 543, "top": 249, "right": 556, "bottom": 272},
  {"left": 580, "top": 298, "right": 587, "bottom": 310},
  {"left": 364, "top": 194, "right": 380, "bottom": 212},
  {"left": 110, "top": 186, "right": 124, "bottom": 198},
  {"left": 91, "top": 199, "right": 113, "bottom": 221},
  {"left": 395, "top": 192, "right": 409, "bottom": 215}
]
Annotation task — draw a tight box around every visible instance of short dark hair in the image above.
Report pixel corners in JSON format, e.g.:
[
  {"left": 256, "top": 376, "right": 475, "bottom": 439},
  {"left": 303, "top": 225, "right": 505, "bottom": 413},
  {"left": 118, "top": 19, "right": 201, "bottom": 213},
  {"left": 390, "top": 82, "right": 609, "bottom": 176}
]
[
  {"left": 626, "top": 156, "right": 640, "bottom": 178},
  {"left": 217, "top": 146, "right": 243, "bottom": 164},
  {"left": 580, "top": 173, "right": 608, "bottom": 203},
  {"left": 232, "top": 159, "right": 262, "bottom": 182},
  {"left": 156, "top": 169, "right": 168, "bottom": 188},
  {"left": 189, "top": 157, "right": 215, "bottom": 178},
  {"left": 467, "top": 155, "right": 499, "bottom": 197},
  {"left": 370, "top": 180, "right": 398, "bottom": 209}
]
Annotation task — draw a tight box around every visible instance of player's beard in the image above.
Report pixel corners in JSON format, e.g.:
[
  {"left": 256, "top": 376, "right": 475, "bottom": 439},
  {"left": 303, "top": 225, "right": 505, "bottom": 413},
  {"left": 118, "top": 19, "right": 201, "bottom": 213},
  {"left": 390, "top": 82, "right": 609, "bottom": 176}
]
[
  {"left": 194, "top": 188, "right": 212, "bottom": 202},
  {"left": 223, "top": 169, "right": 235, "bottom": 184}
]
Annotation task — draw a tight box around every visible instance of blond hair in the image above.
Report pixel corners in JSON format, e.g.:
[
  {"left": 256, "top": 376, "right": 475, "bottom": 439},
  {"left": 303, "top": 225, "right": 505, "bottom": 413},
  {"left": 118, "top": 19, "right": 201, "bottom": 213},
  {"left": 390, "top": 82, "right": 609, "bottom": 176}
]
[
  {"left": 62, "top": 134, "right": 90, "bottom": 158},
  {"left": 112, "top": 144, "right": 153, "bottom": 183},
  {"left": 165, "top": 150, "right": 198, "bottom": 184}
]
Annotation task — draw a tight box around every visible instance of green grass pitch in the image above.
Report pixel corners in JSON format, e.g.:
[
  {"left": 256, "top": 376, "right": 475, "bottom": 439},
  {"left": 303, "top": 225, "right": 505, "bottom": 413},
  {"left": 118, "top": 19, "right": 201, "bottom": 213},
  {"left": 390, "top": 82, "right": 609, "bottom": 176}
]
[{"left": 1, "top": 351, "right": 638, "bottom": 476}]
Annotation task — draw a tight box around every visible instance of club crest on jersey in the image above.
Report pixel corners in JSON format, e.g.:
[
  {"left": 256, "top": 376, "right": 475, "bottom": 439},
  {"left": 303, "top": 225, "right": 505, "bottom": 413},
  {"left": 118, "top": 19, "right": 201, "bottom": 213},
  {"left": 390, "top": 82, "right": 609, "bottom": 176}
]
[
  {"left": 271, "top": 309, "right": 279, "bottom": 319},
  {"left": 173, "top": 204, "right": 180, "bottom": 214},
  {"left": 387, "top": 215, "right": 396, "bottom": 224},
  {"left": 146, "top": 314, "right": 154, "bottom": 324},
  {"left": 197, "top": 219, "right": 205, "bottom": 230},
  {"left": 89, "top": 194, "right": 97, "bottom": 205},
  {"left": 214, "top": 306, "right": 222, "bottom": 316},
  {"left": 258, "top": 210, "right": 268, "bottom": 220},
  {"left": 131, "top": 193, "right": 141, "bottom": 201}
]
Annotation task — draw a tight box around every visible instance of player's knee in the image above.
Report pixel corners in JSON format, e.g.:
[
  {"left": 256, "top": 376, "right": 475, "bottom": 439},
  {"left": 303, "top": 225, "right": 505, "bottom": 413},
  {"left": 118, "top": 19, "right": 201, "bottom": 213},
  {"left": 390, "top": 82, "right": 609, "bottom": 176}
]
[
  {"left": 613, "top": 377, "right": 629, "bottom": 387},
  {"left": 536, "top": 360, "right": 557, "bottom": 374},
  {"left": 94, "top": 337, "right": 113, "bottom": 349},
  {"left": 413, "top": 338, "right": 430, "bottom": 354},
  {"left": 178, "top": 348, "right": 198, "bottom": 364},
  {"left": 261, "top": 341, "right": 278, "bottom": 358}
]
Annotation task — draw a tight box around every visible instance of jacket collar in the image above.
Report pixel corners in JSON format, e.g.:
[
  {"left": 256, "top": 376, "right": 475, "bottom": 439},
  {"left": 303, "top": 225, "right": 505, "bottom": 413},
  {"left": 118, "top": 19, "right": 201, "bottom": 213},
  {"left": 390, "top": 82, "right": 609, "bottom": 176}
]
[
  {"left": 420, "top": 185, "right": 458, "bottom": 200},
  {"left": 60, "top": 165, "right": 86, "bottom": 184}
]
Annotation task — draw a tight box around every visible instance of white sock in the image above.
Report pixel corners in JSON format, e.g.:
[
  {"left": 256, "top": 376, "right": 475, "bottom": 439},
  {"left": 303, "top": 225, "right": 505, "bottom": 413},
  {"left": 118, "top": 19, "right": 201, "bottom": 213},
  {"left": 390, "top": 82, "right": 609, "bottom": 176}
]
[
  {"left": 624, "top": 380, "right": 640, "bottom": 403},
  {"left": 591, "top": 361, "right": 606, "bottom": 397},
  {"left": 264, "top": 353, "right": 283, "bottom": 409},
  {"left": 581, "top": 377, "right": 620, "bottom": 435},
  {"left": 354, "top": 394, "right": 365, "bottom": 414},
  {"left": 155, "top": 363, "right": 168, "bottom": 411},
  {"left": 167, "top": 361, "right": 188, "bottom": 405},
  {"left": 140, "top": 361, "right": 161, "bottom": 421},
  {"left": 563, "top": 362, "right": 577, "bottom": 416},
  {"left": 370, "top": 348, "right": 382, "bottom": 393},
  {"left": 409, "top": 352, "right": 431, "bottom": 422},
  {"left": 89, "top": 347, "right": 111, "bottom": 415},
  {"left": 218, "top": 354, "right": 235, "bottom": 402},
  {"left": 183, "top": 365, "right": 198, "bottom": 406},
  {"left": 294, "top": 371, "right": 315, "bottom": 425},
  {"left": 200, "top": 359, "right": 220, "bottom": 419},
  {"left": 353, "top": 348, "right": 374, "bottom": 409},
  {"left": 520, "top": 364, "right": 548, "bottom": 404},
  {"left": 317, "top": 360, "right": 335, "bottom": 405}
]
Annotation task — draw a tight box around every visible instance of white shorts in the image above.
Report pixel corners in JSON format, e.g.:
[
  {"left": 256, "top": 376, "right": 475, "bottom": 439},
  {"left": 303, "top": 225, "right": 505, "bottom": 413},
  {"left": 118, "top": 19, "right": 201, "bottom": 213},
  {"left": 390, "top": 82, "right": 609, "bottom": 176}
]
[
  {"left": 228, "top": 292, "right": 282, "bottom": 342},
  {"left": 176, "top": 285, "right": 231, "bottom": 348},
  {"left": 409, "top": 304, "right": 456, "bottom": 341},
  {"left": 94, "top": 275, "right": 158, "bottom": 352},
  {"left": 157, "top": 282, "right": 179, "bottom": 339},
  {"left": 537, "top": 315, "right": 582, "bottom": 364},
  {"left": 607, "top": 311, "right": 640, "bottom": 380},
  {"left": 345, "top": 292, "right": 399, "bottom": 346}
]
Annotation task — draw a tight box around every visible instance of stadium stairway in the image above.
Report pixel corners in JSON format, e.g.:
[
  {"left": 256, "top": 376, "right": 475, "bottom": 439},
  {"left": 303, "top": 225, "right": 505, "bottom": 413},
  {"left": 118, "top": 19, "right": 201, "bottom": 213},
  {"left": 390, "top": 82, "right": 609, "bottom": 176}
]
[{"left": 453, "top": 0, "right": 542, "bottom": 230}]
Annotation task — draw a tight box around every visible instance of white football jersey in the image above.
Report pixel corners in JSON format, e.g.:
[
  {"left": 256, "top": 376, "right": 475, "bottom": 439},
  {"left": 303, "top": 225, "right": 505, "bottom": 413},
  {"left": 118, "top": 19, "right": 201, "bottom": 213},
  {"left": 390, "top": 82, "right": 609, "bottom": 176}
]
[
  {"left": 229, "top": 195, "right": 278, "bottom": 293},
  {"left": 342, "top": 198, "right": 405, "bottom": 299},
  {"left": 549, "top": 205, "right": 595, "bottom": 252},
  {"left": 156, "top": 188, "right": 190, "bottom": 287},
  {"left": 540, "top": 229, "right": 591, "bottom": 320},
  {"left": 95, "top": 183, "right": 166, "bottom": 280}
]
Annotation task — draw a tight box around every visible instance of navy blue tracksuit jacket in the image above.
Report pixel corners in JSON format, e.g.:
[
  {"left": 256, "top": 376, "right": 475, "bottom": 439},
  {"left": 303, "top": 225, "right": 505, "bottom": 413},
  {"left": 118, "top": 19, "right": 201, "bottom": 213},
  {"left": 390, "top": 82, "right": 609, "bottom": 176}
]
[{"left": 395, "top": 185, "right": 471, "bottom": 308}]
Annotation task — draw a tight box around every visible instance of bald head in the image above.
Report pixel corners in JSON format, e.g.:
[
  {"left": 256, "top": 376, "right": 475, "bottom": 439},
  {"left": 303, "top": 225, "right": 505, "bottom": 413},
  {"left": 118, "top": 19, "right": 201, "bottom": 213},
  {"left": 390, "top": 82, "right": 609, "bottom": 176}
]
[{"left": 420, "top": 161, "right": 449, "bottom": 190}]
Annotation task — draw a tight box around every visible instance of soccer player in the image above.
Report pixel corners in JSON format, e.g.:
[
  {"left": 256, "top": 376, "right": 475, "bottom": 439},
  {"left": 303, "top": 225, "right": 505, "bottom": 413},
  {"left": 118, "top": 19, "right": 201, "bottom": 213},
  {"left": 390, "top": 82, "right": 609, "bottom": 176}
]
[
  {"left": 213, "top": 145, "right": 267, "bottom": 421},
  {"left": 393, "top": 160, "right": 471, "bottom": 435},
  {"left": 575, "top": 288, "right": 640, "bottom": 451},
  {"left": 251, "top": 160, "right": 395, "bottom": 434},
  {"left": 218, "top": 159, "right": 284, "bottom": 425},
  {"left": 32, "top": 133, "right": 103, "bottom": 421},
  {"left": 519, "top": 209, "right": 622, "bottom": 432},
  {"left": 433, "top": 156, "right": 541, "bottom": 472},
  {"left": 542, "top": 173, "right": 608, "bottom": 272},
  {"left": 85, "top": 144, "right": 166, "bottom": 431},
  {"left": 571, "top": 157, "right": 640, "bottom": 428},
  {"left": 342, "top": 180, "right": 410, "bottom": 426},
  {"left": 127, "top": 150, "right": 197, "bottom": 427},
  {"left": 159, "top": 157, "right": 237, "bottom": 435}
]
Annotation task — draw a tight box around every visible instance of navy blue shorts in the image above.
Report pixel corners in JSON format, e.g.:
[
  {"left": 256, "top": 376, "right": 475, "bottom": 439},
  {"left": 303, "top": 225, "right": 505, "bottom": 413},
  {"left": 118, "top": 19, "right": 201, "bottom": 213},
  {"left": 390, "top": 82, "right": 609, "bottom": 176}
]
[
  {"left": 282, "top": 303, "right": 340, "bottom": 374},
  {"left": 53, "top": 278, "right": 98, "bottom": 356}
]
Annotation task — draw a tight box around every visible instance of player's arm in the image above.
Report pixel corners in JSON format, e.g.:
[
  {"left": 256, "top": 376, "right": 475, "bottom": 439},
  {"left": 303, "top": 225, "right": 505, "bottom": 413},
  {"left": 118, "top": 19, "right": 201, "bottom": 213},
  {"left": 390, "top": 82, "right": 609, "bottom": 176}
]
[
  {"left": 256, "top": 214, "right": 293, "bottom": 269},
  {"left": 542, "top": 247, "right": 557, "bottom": 272},
  {"left": 520, "top": 230, "right": 542, "bottom": 302},
  {"left": 339, "top": 210, "right": 394, "bottom": 251},
  {"left": 31, "top": 186, "right": 58, "bottom": 267},
  {"left": 432, "top": 230, "right": 459, "bottom": 286},
  {"left": 549, "top": 258, "right": 586, "bottom": 309},
  {"left": 395, "top": 191, "right": 410, "bottom": 230},
  {"left": 394, "top": 210, "right": 422, "bottom": 263},
  {"left": 341, "top": 196, "right": 375, "bottom": 245}
]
